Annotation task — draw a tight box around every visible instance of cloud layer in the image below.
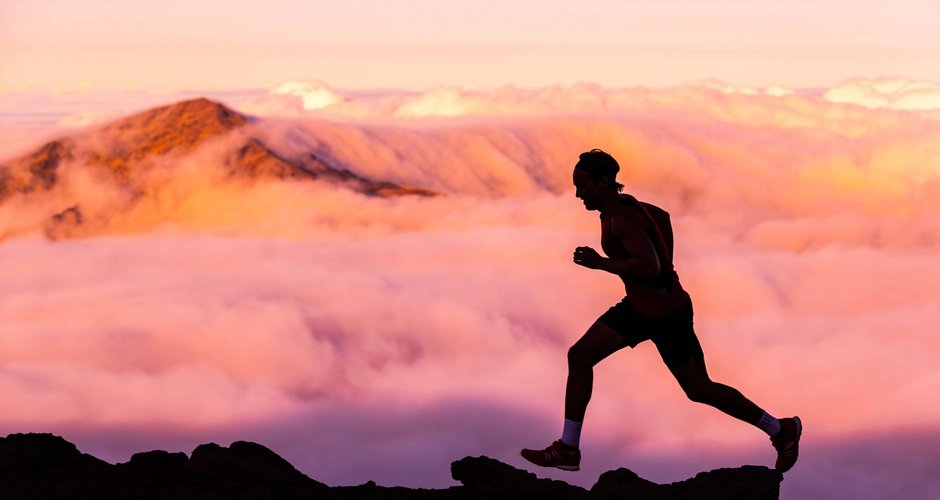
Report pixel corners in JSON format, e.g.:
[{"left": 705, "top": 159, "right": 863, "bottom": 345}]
[{"left": 2, "top": 81, "right": 940, "bottom": 499}]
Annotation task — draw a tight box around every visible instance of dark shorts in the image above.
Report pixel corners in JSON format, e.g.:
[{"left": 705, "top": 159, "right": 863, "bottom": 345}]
[{"left": 598, "top": 298, "right": 704, "bottom": 368}]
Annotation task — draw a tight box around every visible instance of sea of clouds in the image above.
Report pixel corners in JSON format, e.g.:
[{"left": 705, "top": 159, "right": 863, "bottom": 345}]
[{"left": 1, "top": 80, "right": 939, "bottom": 499}]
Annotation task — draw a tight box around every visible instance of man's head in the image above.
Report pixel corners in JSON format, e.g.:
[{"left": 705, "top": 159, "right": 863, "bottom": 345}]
[{"left": 573, "top": 149, "right": 624, "bottom": 211}]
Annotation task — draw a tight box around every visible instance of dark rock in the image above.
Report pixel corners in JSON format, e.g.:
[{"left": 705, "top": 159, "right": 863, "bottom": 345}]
[
  {"left": 0, "top": 433, "right": 107, "bottom": 473},
  {"left": 127, "top": 449, "right": 189, "bottom": 469},
  {"left": 668, "top": 466, "right": 783, "bottom": 500},
  {"left": 0, "top": 433, "right": 113, "bottom": 499},
  {"left": 0, "top": 139, "right": 75, "bottom": 200},
  {"left": 591, "top": 467, "right": 665, "bottom": 498},
  {"left": 188, "top": 440, "right": 328, "bottom": 497},
  {"left": 0, "top": 433, "right": 783, "bottom": 499},
  {"left": 451, "top": 455, "right": 587, "bottom": 499},
  {"left": 591, "top": 464, "right": 782, "bottom": 500},
  {"left": 230, "top": 138, "right": 314, "bottom": 180},
  {"left": 45, "top": 205, "right": 84, "bottom": 240}
]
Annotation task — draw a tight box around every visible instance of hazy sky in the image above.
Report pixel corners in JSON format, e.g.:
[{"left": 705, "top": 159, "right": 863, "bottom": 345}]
[{"left": 2, "top": 0, "right": 939, "bottom": 91}]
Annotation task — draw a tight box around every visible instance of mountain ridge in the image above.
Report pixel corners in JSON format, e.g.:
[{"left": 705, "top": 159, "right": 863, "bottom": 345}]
[
  {"left": 0, "top": 98, "right": 434, "bottom": 239},
  {"left": 0, "top": 98, "right": 433, "bottom": 199}
]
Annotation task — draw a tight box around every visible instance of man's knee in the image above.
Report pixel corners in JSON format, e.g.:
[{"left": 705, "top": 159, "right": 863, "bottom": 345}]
[
  {"left": 681, "top": 382, "right": 714, "bottom": 404},
  {"left": 567, "top": 343, "right": 594, "bottom": 371}
]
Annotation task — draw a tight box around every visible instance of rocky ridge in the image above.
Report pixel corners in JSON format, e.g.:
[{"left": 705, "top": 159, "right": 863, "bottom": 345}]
[{"left": 0, "top": 433, "right": 782, "bottom": 499}]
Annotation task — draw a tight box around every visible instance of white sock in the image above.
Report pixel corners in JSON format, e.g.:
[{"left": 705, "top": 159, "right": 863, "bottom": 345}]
[
  {"left": 561, "top": 419, "right": 582, "bottom": 449},
  {"left": 756, "top": 411, "right": 782, "bottom": 437}
]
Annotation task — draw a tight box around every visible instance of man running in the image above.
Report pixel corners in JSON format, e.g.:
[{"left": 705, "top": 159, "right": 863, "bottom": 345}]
[{"left": 521, "top": 149, "right": 801, "bottom": 473}]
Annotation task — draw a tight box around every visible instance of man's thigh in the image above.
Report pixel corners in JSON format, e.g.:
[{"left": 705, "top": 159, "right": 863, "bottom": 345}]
[
  {"left": 569, "top": 320, "right": 632, "bottom": 367},
  {"left": 649, "top": 302, "right": 704, "bottom": 368}
]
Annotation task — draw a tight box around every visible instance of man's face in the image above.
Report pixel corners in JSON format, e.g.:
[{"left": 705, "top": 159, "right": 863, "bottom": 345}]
[{"left": 573, "top": 168, "right": 606, "bottom": 211}]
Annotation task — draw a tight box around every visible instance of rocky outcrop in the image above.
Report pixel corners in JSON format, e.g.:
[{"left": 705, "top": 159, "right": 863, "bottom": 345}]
[
  {"left": 590, "top": 465, "right": 783, "bottom": 500},
  {"left": 0, "top": 433, "right": 327, "bottom": 499},
  {"left": 0, "top": 139, "right": 76, "bottom": 197},
  {"left": 0, "top": 433, "right": 782, "bottom": 499}
]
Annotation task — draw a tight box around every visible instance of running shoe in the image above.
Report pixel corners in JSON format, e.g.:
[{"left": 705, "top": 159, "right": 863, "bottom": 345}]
[
  {"left": 520, "top": 440, "right": 581, "bottom": 471},
  {"left": 771, "top": 416, "right": 802, "bottom": 472}
]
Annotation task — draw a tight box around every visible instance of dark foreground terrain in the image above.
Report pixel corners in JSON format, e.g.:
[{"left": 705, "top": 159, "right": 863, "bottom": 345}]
[{"left": 0, "top": 433, "right": 782, "bottom": 499}]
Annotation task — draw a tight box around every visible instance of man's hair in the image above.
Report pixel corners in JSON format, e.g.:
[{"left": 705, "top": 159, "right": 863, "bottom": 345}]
[{"left": 575, "top": 149, "right": 624, "bottom": 192}]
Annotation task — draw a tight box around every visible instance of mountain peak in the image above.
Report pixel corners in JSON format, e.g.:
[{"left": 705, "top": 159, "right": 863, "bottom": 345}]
[
  {"left": 104, "top": 97, "right": 247, "bottom": 138},
  {"left": 114, "top": 97, "right": 246, "bottom": 127},
  {"left": 92, "top": 98, "right": 248, "bottom": 171}
]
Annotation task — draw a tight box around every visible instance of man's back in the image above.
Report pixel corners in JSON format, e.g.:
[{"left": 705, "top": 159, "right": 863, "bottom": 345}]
[{"left": 599, "top": 195, "right": 689, "bottom": 319}]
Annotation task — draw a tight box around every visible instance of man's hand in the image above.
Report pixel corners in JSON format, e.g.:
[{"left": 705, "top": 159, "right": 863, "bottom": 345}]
[{"left": 573, "top": 246, "right": 606, "bottom": 270}]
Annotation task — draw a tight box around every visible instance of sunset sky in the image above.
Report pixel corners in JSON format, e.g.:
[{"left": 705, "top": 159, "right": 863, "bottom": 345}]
[
  {"left": 1, "top": 3, "right": 940, "bottom": 500},
  {"left": 2, "top": 0, "right": 939, "bottom": 91}
]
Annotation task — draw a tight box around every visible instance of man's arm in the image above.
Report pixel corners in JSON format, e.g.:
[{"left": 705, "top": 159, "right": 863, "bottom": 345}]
[{"left": 573, "top": 212, "right": 661, "bottom": 277}]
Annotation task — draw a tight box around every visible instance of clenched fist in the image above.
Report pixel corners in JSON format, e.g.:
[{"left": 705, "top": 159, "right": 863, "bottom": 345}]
[{"left": 573, "top": 246, "right": 605, "bottom": 269}]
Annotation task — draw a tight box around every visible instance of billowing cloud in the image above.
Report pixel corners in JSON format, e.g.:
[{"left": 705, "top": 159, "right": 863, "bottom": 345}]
[
  {"left": 238, "top": 81, "right": 347, "bottom": 117},
  {"left": 689, "top": 78, "right": 794, "bottom": 97},
  {"left": 824, "top": 78, "right": 940, "bottom": 111},
  {"left": 392, "top": 87, "right": 482, "bottom": 117},
  {"left": 2, "top": 81, "right": 940, "bottom": 500},
  {"left": 271, "top": 80, "right": 346, "bottom": 110}
]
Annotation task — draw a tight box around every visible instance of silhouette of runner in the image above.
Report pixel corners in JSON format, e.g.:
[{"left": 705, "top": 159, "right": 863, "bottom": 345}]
[{"left": 521, "top": 149, "right": 801, "bottom": 473}]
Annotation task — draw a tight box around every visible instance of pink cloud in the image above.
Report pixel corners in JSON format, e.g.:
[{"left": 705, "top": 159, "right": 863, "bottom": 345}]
[{"left": 1, "top": 82, "right": 940, "bottom": 499}]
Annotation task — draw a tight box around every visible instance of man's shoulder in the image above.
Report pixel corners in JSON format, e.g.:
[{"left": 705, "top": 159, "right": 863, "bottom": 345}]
[{"left": 610, "top": 202, "right": 650, "bottom": 233}]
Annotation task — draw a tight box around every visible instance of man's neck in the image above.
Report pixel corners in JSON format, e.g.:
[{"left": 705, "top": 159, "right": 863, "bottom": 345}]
[{"left": 598, "top": 191, "right": 622, "bottom": 216}]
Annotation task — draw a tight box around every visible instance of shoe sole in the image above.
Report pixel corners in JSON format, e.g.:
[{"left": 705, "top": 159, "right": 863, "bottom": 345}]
[
  {"left": 519, "top": 457, "right": 580, "bottom": 471},
  {"left": 778, "top": 416, "right": 802, "bottom": 473},
  {"left": 520, "top": 449, "right": 580, "bottom": 471}
]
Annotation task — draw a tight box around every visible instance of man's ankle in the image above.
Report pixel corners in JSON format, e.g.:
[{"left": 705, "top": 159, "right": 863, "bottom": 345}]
[
  {"left": 559, "top": 440, "right": 579, "bottom": 451},
  {"left": 561, "top": 419, "right": 582, "bottom": 449}
]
